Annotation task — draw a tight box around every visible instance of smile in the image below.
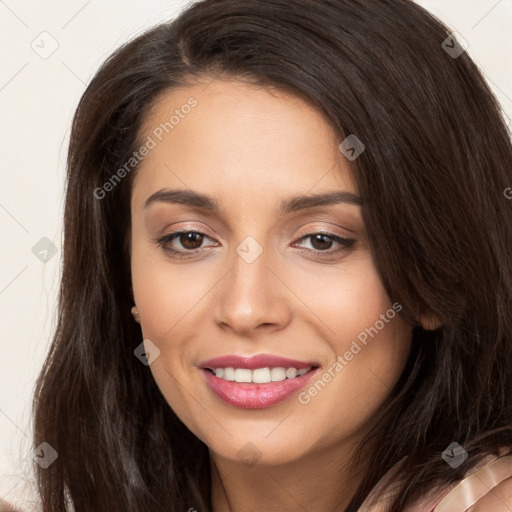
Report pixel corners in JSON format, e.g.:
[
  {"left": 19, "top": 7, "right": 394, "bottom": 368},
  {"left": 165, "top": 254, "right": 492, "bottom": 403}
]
[
  {"left": 206, "top": 366, "right": 313, "bottom": 383},
  {"left": 199, "top": 354, "right": 321, "bottom": 409}
]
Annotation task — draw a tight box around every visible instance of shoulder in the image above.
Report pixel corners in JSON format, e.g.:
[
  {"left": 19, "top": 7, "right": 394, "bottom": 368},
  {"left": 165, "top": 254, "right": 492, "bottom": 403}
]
[
  {"left": 459, "top": 476, "right": 512, "bottom": 511},
  {"left": 359, "top": 448, "right": 512, "bottom": 512},
  {"left": 432, "top": 449, "right": 512, "bottom": 511}
]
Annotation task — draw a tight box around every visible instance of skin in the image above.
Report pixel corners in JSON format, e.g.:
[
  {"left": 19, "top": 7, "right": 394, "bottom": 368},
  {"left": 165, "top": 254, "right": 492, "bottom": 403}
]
[{"left": 129, "top": 77, "right": 416, "bottom": 512}]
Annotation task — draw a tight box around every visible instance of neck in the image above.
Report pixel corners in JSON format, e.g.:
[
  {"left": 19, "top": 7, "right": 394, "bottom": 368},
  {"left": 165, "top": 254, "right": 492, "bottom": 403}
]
[{"left": 209, "top": 441, "right": 370, "bottom": 512}]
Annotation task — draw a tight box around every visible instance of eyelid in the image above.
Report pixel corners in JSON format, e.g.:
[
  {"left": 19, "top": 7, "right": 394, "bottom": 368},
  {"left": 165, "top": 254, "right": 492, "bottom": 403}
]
[
  {"left": 155, "top": 229, "right": 217, "bottom": 248},
  {"left": 153, "top": 222, "right": 215, "bottom": 241},
  {"left": 295, "top": 224, "right": 352, "bottom": 239},
  {"left": 154, "top": 223, "right": 352, "bottom": 244},
  {"left": 292, "top": 232, "right": 355, "bottom": 253},
  {"left": 156, "top": 226, "right": 356, "bottom": 259}
]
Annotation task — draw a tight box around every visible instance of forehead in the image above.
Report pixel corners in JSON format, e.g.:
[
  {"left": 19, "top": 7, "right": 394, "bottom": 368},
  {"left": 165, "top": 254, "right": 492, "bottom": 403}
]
[{"left": 131, "top": 79, "right": 358, "bottom": 208}]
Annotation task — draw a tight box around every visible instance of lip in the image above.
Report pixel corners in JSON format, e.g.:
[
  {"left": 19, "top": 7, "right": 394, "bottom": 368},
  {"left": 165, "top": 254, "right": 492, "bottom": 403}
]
[
  {"left": 199, "top": 353, "right": 319, "bottom": 370},
  {"left": 198, "top": 353, "right": 321, "bottom": 409}
]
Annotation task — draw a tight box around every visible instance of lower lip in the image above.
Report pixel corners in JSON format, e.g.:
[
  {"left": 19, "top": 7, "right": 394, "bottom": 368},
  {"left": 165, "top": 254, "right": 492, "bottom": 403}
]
[{"left": 201, "top": 368, "right": 320, "bottom": 409}]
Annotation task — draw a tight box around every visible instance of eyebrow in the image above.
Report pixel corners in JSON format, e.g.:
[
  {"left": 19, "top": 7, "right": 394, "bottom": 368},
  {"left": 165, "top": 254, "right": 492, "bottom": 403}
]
[{"left": 144, "top": 188, "right": 363, "bottom": 215}]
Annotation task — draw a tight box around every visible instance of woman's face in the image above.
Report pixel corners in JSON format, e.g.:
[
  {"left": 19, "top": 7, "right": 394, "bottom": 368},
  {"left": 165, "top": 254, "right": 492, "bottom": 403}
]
[{"left": 130, "top": 78, "right": 413, "bottom": 466}]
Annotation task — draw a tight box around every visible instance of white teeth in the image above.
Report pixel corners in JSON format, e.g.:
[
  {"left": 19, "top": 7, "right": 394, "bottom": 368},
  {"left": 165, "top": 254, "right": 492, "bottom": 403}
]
[
  {"left": 212, "top": 366, "right": 312, "bottom": 383},
  {"left": 234, "top": 368, "right": 252, "bottom": 383},
  {"left": 223, "top": 367, "right": 235, "bottom": 381},
  {"left": 252, "top": 367, "right": 271, "bottom": 383},
  {"left": 271, "top": 367, "right": 286, "bottom": 382},
  {"left": 285, "top": 368, "right": 297, "bottom": 379}
]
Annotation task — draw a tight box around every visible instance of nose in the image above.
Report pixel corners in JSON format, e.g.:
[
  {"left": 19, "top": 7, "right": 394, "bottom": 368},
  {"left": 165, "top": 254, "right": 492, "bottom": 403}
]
[{"left": 213, "top": 243, "right": 292, "bottom": 336}]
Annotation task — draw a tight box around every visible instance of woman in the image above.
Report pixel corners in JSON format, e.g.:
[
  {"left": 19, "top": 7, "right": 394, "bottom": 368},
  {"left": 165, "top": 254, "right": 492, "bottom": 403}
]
[{"left": 31, "top": 0, "right": 512, "bottom": 511}]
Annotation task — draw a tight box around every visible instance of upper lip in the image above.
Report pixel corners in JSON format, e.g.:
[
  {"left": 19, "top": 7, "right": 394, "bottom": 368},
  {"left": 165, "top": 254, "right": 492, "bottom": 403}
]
[{"left": 199, "top": 354, "right": 320, "bottom": 370}]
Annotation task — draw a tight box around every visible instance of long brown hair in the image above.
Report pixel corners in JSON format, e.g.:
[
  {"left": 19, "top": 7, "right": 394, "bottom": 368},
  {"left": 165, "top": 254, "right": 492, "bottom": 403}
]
[{"left": 33, "top": 0, "right": 512, "bottom": 510}]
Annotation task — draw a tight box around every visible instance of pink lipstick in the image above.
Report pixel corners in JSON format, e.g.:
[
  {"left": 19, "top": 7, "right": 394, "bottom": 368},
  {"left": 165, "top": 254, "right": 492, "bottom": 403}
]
[{"left": 199, "top": 354, "right": 320, "bottom": 409}]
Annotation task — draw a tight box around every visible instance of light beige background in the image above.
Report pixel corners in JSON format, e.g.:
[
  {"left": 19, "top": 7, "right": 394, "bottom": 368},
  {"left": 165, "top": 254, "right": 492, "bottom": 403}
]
[{"left": 0, "top": 0, "right": 510, "bottom": 508}]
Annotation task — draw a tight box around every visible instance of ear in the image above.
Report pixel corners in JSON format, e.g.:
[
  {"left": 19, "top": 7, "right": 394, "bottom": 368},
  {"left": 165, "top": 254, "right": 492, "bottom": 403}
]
[
  {"left": 131, "top": 306, "right": 141, "bottom": 325},
  {"left": 419, "top": 311, "right": 442, "bottom": 331}
]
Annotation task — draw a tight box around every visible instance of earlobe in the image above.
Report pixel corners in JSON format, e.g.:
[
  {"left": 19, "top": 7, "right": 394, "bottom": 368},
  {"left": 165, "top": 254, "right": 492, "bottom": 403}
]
[
  {"left": 131, "top": 306, "right": 141, "bottom": 324},
  {"left": 419, "top": 312, "right": 442, "bottom": 331}
]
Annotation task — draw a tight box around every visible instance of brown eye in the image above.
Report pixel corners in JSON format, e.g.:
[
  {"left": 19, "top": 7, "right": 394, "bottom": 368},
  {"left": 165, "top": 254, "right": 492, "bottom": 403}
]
[
  {"left": 156, "top": 230, "right": 217, "bottom": 258},
  {"left": 309, "top": 234, "right": 335, "bottom": 251},
  {"left": 179, "top": 232, "right": 205, "bottom": 250},
  {"left": 292, "top": 232, "right": 356, "bottom": 258}
]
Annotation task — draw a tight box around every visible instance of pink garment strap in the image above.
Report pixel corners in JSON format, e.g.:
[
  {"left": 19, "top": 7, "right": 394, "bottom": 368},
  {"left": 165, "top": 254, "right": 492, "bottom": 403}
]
[{"left": 433, "top": 453, "right": 512, "bottom": 511}]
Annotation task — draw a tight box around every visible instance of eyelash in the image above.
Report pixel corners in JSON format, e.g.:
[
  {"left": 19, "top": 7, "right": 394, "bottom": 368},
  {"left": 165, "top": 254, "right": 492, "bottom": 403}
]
[{"left": 156, "top": 230, "right": 356, "bottom": 259}]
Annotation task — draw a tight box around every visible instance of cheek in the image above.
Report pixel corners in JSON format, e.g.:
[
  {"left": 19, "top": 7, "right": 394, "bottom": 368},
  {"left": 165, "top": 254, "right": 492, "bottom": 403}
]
[
  {"left": 130, "top": 246, "right": 205, "bottom": 432},
  {"left": 130, "top": 241, "right": 214, "bottom": 341},
  {"left": 130, "top": 242, "right": 217, "bottom": 422},
  {"left": 290, "top": 251, "right": 401, "bottom": 354},
  {"left": 292, "top": 258, "right": 412, "bottom": 429},
  {"left": 324, "top": 262, "right": 411, "bottom": 385}
]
